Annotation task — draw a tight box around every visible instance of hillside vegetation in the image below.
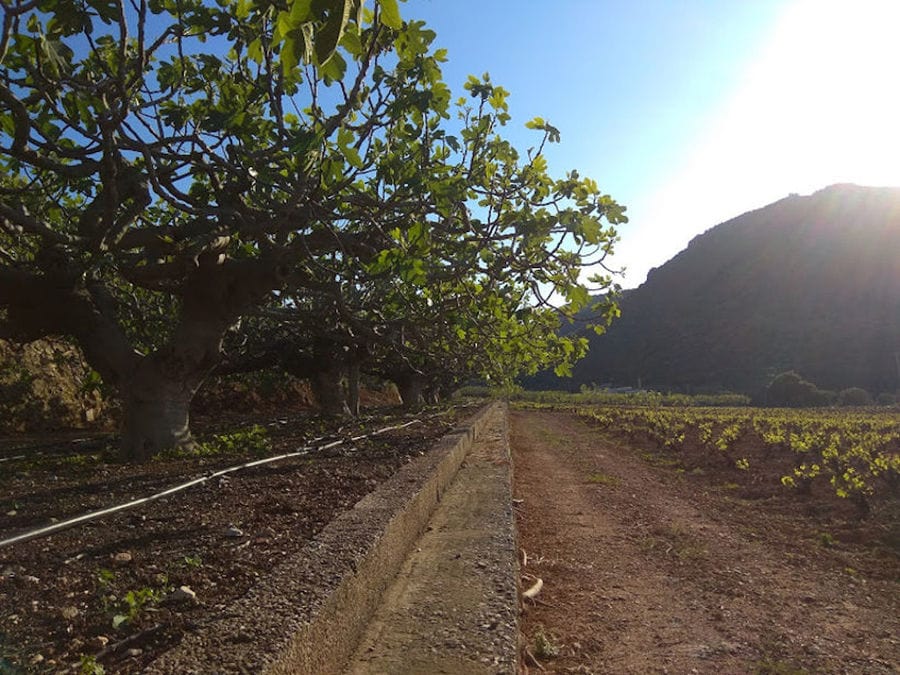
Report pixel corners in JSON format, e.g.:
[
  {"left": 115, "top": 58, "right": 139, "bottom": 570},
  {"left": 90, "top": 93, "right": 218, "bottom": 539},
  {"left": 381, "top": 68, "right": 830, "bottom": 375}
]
[{"left": 537, "top": 184, "right": 900, "bottom": 396}]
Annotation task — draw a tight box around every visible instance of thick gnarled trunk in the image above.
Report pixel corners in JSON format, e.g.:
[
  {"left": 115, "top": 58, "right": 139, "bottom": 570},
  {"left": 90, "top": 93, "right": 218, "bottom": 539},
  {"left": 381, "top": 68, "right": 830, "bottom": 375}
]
[
  {"left": 311, "top": 363, "right": 351, "bottom": 417},
  {"left": 121, "top": 383, "right": 195, "bottom": 461},
  {"left": 395, "top": 370, "right": 426, "bottom": 410}
]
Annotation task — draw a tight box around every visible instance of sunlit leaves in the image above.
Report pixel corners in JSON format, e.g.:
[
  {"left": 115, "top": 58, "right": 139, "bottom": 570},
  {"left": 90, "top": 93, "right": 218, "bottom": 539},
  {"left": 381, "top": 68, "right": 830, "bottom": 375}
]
[{"left": 377, "top": 0, "right": 402, "bottom": 29}]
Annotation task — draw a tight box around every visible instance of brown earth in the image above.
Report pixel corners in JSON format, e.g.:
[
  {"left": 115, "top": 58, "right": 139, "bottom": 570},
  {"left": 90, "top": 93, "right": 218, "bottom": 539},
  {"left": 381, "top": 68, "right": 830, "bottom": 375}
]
[
  {"left": 512, "top": 409, "right": 900, "bottom": 674},
  {"left": 0, "top": 402, "right": 466, "bottom": 673}
]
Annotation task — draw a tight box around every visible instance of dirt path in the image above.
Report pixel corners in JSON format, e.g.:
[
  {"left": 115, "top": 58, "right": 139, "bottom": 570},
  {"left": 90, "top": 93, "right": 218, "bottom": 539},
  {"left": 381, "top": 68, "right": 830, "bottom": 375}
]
[{"left": 512, "top": 410, "right": 899, "bottom": 674}]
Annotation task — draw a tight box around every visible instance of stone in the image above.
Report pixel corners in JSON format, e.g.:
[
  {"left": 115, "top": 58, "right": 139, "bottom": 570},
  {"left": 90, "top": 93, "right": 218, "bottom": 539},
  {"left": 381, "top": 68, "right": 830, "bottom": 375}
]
[{"left": 170, "top": 585, "right": 198, "bottom": 604}]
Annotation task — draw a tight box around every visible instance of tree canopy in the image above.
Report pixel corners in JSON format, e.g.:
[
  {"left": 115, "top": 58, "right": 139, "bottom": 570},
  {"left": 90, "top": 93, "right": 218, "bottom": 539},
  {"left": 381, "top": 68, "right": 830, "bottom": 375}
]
[{"left": 0, "top": 0, "right": 625, "bottom": 459}]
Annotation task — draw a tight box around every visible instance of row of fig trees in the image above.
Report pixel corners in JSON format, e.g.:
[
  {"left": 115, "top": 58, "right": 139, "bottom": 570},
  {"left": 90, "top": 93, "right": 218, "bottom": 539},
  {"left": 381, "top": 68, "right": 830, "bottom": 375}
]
[{"left": 0, "top": 0, "right": 626, "bottom": 460}]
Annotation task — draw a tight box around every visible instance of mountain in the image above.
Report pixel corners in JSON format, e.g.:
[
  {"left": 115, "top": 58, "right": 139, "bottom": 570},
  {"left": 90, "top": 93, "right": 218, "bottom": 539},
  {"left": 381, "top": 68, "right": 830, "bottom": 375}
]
[{"left": 537, "top": 184, "right": 900, "bottom": 396}]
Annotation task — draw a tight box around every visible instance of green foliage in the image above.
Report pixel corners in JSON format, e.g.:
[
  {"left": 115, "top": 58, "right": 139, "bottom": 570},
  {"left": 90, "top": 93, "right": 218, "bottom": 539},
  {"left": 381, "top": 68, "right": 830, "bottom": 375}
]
[
  {"left": 532, "top": 626, "right": 560, "bottom": 659},
  {"left": 766, "top": 372, "right": 834, "bottom": 408},
  {"left": 587, "top": 471, "right": 619, "bottom": 486},
  {"left": 498, "top": 387, "right": 750, "bottom": 408},
  {"left": 181, "top": 554, "right": 203, "bottom": 569},
  {"left": 569, "top": 403, "right": 900, "bottom": 506},
  {"left": 159, "top": 425, "right": 271, "bottom": 459},
  {"left": 79, "top": 654, "right": 106, "bottom": 675},
  {"left": 838, "top": 387, "right": 872, "bottom": 407},
  {"left": 818, "top": 531, "right": 835, "bottom": 548},
  {"left": 0, "top": 0, "right": 623, "bottom": 457},
  {"left": 876, "top": 392, "right": 897, "bottom": 406},
  {"left": 112, "top": 586, "right": 161, "bottom": 629}
]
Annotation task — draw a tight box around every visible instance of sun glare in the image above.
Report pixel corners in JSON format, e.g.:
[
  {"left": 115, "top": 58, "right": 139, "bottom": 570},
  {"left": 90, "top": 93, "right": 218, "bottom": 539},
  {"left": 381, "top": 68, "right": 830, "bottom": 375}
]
[{"left": 614, "top": 0, "right": 900, "bottom": 286}]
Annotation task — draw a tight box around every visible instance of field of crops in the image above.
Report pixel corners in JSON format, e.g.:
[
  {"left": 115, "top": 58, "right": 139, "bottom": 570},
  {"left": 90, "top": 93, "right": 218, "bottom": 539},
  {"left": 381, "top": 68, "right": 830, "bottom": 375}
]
[{"left": 516, "top": 401, "right": 900, "bottom": 516}]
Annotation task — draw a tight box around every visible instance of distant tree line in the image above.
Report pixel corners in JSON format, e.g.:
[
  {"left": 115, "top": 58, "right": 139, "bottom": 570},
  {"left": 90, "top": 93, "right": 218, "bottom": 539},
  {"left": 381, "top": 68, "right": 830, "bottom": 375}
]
[{"left": 764, "top": 371, "right": 896, "bottom": 408}]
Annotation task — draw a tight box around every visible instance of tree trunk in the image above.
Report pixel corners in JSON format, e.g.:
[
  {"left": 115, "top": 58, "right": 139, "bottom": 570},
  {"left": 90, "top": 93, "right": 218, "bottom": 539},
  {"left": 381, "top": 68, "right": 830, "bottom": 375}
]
[
  {"left": 121, "top": 384, "right": 196, "bottom": 462},
  {"left": 311, "top": 364, "right": 351, "bottom": 417},
  {"left": 347, "top": 360, "right": 361, "bottom": 418},
  {"left": 396, "top": 371, "right": 426, "bottom": 410}
]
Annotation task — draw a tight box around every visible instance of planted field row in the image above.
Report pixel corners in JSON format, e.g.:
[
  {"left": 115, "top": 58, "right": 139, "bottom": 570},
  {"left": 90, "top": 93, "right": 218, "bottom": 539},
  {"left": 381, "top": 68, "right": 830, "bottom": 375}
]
[{"left": 521, "top": 403, "right": 900, "bottom": 513}]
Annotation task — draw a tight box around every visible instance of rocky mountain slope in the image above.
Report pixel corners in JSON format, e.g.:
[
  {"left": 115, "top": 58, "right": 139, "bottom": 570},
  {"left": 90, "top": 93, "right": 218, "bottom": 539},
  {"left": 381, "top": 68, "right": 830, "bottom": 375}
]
[{"left": 539, "top": 184, "right": 900, "bottom": 396}]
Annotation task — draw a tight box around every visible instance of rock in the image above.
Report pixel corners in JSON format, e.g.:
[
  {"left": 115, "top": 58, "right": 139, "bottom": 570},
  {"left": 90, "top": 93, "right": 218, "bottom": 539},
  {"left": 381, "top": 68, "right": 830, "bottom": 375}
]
[
  {"left": 61, "top": 606, "right": 79, "bottom": 620},
  {"left": 29, "top": 654, "right": 44, "bottom": 665},
  {"left": 113, "top": 551, "right": 132, "bottom": 564},
  {"left": 225, "top": 526, "right": 244, "bottom": 538},
  {"left": 125, "top": 648, "right": 143, "bottom": 657},
  {"left": 6, "top": 510, "right": 16, "bottom": 516},
  {"left": 170, "top": 585, "right": 198, "bottom": 604},
  {"left": 89, "top": 636, "right": 110, "bottom": 650},
  {"left": 24, "top": 575, "right": 40, "bottom": 584}
]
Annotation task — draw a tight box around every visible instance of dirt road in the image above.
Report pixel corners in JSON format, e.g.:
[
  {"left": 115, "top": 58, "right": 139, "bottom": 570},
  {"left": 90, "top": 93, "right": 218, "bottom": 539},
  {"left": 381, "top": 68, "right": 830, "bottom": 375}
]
[{"left": 512, "top": 410, "right": 899, "bottom": 674}]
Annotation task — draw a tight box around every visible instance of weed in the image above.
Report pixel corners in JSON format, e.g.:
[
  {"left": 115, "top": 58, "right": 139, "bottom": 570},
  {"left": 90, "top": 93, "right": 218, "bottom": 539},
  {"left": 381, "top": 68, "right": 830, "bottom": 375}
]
[
  {"left": 532, "top": 626, "right": 560, "bottom": 659},
  {"left": 754, "top": 657, "right": 807, "bottom": 674},
  {"left": 96, "top": 568, "right": 115, "bottom": 586},
  {"left": 59, "top": 453, "right": 99, "bottom": 467},
  {"left": 79, "top": 654, "right": 105, "bottom": 675},
  {"left": 112, "top": 587, "right": 161, "bottom": 629},
  {"left": 818, "top": 531, "right": 835, "bottom": 548},
  {"left": 182, "top": 554, "right": 203, "bottom": 569},
  {"left": 587, "top": 471, "right": 619, "bottom": 486},
  {"left": 158, "top": 424, "right": 271, "bottom": 460}
]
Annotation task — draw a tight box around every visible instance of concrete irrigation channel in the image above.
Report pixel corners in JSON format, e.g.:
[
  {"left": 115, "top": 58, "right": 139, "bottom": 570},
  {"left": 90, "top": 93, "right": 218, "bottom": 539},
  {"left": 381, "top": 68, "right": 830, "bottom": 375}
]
[{"left": 148, "top": 401, "right": 520, "bottom": 674}]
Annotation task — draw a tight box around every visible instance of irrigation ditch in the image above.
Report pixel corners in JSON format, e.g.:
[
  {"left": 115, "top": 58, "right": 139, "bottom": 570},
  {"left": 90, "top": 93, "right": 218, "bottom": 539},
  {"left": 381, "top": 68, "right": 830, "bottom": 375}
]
[{"left": 1, "top": 400, "right": 522, "bottom": 673}]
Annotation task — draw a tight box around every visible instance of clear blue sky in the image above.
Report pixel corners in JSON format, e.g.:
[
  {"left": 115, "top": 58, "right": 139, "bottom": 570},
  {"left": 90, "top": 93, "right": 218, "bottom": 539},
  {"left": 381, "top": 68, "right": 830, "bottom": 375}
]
[{"left": 408, "top": 0, "right": 900, "bottom": 287}]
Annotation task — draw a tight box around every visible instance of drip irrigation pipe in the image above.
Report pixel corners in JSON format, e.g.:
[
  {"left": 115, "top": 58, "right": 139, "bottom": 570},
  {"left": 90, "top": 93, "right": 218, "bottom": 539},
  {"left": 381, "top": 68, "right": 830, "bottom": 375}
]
[{"left": 0, "top": 418, "right": 427, "bottom": 550}]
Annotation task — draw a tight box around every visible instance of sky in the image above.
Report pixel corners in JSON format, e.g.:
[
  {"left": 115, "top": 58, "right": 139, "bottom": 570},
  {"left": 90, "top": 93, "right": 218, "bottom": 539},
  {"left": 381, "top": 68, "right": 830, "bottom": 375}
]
[{"left": 409, "top": 0, "right": 900, "bottom": 288}]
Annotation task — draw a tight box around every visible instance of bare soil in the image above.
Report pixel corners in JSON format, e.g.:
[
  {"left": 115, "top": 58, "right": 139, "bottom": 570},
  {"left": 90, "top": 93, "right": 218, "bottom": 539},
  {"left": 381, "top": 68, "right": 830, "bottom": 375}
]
[
  {"left": 0, "top": 401, "right": 467, "bottom": 673},
  {"left": 512, "top": 409, "right": 900, "bottom": 674}
]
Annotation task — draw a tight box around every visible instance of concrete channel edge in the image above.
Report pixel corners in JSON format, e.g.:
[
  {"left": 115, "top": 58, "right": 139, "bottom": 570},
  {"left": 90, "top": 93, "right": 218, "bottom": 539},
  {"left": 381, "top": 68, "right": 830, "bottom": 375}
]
[{"left": 148, "top": 400, "right": 505, "bottom": 674}]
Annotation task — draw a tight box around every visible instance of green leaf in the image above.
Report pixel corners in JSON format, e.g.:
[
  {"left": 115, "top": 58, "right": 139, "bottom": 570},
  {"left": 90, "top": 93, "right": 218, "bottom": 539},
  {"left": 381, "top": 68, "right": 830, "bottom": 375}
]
[
  {"left": 378, "top": 0, "right": 402, "bottom": 29},
  {"left": 315, "top": 0, "right": 351, "bottom": 65}
]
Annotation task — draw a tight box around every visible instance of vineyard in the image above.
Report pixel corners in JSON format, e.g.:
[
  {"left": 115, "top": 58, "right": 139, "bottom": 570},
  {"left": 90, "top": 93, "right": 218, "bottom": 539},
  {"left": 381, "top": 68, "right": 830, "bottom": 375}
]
[{"left": 516, "top": 402, "right": 900, "bottom": 519}]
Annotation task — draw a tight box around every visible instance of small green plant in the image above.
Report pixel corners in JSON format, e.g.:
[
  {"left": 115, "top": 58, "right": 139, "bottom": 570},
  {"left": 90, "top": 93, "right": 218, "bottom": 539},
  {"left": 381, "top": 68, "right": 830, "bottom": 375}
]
[
  {"left": 159, "top": 424, "right": 271, "bottom": 460},
  {"left": 204, "top": 425, "right": 270, "bottom": 456},
  {"left": 532, "top": 626, "right": 560, "bottom": 659},
  {"left": 96, "top": 568, "right": 115, "bottom": 586},
  {"left": 735, "top": 457, "right": 750, "bottom": 471},
  {"left": 818, "top": 531, "right": 835, "bottom": 548},
  {"left": 182, "top": 554, "right": 203, "bottom": 568},
  {"left": 754, "top": 657, "right": 807, "bottom": 675},
  {"left": 112, "top": 587, "right": 161, "bottom": 629},
  {"left": 79, "top": 654, "right": 106, "bottom": 675},
  {"left": 587, "top": 471, "right": 619, "bottom": 486},
  {"left": 59, "top": 453, "right": 99, "bottom": 467}
]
